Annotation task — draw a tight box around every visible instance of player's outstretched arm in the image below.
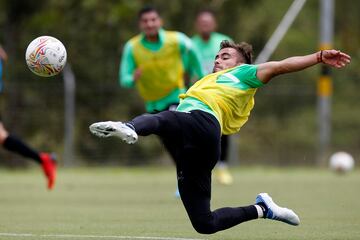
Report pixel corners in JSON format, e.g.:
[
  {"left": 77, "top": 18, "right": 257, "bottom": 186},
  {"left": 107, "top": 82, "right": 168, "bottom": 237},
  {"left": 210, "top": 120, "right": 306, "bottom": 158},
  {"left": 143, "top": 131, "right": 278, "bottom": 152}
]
[{"left": 256, "top": 50, "right": 351, "bottom": 84}]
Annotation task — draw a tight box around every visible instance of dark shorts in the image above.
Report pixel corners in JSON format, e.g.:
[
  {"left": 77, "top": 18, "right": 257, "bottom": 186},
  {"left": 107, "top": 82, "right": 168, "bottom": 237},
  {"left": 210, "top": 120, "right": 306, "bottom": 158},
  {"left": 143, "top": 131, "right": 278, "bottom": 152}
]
[
  {"left": 157, "top": 110, "right": 221, "bottom": 175},
  {"left": 131, "top": 109, "right": 221, "bottom": 174},
  {"left": 130, "top": 111, "right": 256, "bottom": 234}
]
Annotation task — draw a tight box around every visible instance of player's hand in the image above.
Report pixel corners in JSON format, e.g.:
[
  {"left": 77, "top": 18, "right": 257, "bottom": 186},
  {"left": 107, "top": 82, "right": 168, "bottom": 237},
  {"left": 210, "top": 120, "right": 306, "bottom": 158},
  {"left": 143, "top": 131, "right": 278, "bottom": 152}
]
[
  {"left": 134, "top": 68, "right": 142, "bottom": 81},
  {"left": 321, "top": 50, "right": 351, "bottom": 68}
]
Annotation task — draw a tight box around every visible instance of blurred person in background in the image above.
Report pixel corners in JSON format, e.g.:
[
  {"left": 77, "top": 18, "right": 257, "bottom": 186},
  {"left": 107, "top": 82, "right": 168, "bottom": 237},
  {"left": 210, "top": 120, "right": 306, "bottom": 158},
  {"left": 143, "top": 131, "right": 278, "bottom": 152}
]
[
  {"left": 192, "top": 9, "right": 234, "bottom": 185},
  {"left": 0, "top": 44, "right": 56, "bottom": 190},
  {"left": 119, "top": 6, "right": 204, "bottom": 196},
  {"left": 91, "top": 41, "right": 350, "bottom": 234}
]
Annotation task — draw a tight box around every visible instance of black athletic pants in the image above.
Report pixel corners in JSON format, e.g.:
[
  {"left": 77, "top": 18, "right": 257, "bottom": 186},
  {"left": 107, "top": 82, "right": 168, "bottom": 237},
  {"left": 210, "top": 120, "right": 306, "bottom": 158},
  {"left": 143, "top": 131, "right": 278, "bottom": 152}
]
[
  {"left": 220, "top": 135, "right": 229, "bottom": 163},
  {"left": 129, "top": 110, "right": 257, "bottom": 234}
]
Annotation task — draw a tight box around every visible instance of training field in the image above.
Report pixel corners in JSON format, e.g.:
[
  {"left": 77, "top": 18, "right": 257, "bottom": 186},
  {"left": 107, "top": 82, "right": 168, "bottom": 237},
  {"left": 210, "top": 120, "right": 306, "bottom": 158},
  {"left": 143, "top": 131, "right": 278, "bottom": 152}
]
[{"left": 0, "top": 166, "right": 359, "bottom": 240}]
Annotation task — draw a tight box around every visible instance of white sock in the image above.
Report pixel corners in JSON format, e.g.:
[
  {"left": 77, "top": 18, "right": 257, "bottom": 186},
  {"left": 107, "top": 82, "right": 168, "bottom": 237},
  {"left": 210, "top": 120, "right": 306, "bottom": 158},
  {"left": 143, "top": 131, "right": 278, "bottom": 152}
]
[{"left": 255, "top": 205, "right": 264, "bottom": 218}]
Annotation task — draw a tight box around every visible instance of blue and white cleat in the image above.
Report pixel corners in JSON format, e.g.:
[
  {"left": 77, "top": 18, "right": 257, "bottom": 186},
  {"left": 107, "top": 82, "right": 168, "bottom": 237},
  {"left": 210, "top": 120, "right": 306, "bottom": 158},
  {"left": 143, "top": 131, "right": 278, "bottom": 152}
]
[
  {"left": 89, "top": 121, "right": 138, "bottom": 144},
  {"left": 255, "top": 193, "right": 300, "bottom": 226}
]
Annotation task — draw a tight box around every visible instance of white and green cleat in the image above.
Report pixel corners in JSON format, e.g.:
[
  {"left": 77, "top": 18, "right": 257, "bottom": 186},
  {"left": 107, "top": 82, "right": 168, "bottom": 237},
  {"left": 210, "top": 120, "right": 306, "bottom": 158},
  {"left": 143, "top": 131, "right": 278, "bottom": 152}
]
[
  {"left": 256, "top": 193, "right": 300, "bottom": 226},
  {"left": 89, "top": 121, "right": 138, "bottom": 144}
]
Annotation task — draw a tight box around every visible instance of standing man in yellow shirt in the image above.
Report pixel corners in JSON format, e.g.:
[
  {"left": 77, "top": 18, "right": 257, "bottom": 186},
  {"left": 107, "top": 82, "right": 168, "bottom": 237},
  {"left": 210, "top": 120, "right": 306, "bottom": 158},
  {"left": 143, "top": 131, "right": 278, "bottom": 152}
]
[{"left": 119, "top": 6, "right": 204, "bottom": 113}]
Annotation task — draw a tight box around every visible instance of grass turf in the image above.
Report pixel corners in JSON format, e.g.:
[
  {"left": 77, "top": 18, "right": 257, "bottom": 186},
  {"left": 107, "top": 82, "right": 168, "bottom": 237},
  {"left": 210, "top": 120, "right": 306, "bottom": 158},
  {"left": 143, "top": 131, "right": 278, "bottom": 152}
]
[{"left": 0, "top": 166, "right": 359, "bottom": 240}]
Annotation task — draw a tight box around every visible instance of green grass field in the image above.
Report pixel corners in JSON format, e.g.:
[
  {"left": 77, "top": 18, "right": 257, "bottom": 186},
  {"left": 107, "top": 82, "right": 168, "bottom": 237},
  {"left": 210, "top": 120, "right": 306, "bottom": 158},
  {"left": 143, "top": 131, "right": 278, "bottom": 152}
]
[{"left": 0, "top": 166, "right": 359, "bottom": 240}]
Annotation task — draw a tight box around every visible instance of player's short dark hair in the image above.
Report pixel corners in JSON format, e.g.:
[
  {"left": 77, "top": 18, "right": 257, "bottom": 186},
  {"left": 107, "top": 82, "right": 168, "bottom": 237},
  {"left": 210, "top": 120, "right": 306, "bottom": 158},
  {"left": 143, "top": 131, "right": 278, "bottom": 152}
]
[
  {"left": 138, "top": 6, "right": 160, "bottom": 19},
  {"left": 220, "top": 40, "right": 253, "bottom": 64}
]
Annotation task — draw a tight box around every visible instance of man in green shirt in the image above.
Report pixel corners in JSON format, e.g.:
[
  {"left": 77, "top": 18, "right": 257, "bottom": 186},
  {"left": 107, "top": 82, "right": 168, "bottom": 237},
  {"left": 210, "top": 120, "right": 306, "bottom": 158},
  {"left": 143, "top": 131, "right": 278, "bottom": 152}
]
[
  {"left": 192, "top": 9, "right": 234, "bottom": 185},
  {"left": 192, "top": 10, "right": 233, "bottom": 74},
  {"left": 91, "top": 40, "right": 350, "bottom": 234}
]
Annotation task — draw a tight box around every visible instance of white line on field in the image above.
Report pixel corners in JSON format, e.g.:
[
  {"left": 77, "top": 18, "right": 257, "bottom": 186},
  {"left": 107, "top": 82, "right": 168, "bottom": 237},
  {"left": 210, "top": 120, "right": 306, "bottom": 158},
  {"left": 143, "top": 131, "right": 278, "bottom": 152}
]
[{"left": 0, "top": 232, "right": 206, "bottom": 240}]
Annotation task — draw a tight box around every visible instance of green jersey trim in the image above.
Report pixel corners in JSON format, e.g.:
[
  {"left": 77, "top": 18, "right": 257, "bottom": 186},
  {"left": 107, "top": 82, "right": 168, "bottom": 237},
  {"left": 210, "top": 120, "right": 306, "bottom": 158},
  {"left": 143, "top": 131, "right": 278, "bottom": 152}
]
[
  {"left": 216, "top": 64, "right": 263, "bottom": 90},
  {"left": 176, "top": 96, "right": 218, "bottom": 120}
]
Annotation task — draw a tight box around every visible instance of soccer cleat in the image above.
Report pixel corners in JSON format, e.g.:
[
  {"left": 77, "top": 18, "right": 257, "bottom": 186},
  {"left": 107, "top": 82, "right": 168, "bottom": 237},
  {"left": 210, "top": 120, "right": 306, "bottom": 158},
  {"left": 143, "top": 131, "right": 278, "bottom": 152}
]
[
  {"left": 89, "top": 121, "right": 138, "bottom": 144},
  {"left": 215, "top": 166, "right": 233, "bottom": 185},
  {"left": 40, "top": 153, "right": 57, "bottom": 190},
  {"left": 255, "top": 193, "right": 300, "bottom": 226}
]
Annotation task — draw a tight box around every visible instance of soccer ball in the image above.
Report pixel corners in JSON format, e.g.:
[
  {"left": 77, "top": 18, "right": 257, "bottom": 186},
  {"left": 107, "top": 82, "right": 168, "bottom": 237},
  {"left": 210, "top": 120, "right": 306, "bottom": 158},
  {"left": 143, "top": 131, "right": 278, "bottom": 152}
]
[
  {"left": 329, "top": 151, "right": 355, "bottom": 173},
  {"left": 25, "top": 36, "right": 67, "bottom": 77}
]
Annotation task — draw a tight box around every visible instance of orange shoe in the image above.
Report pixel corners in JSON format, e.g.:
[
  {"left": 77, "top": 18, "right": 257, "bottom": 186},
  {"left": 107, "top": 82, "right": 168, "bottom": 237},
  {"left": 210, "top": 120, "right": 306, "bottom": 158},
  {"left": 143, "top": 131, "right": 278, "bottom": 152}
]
[{"left": 40, "top": 153, "right": 57, "bottom": 190}]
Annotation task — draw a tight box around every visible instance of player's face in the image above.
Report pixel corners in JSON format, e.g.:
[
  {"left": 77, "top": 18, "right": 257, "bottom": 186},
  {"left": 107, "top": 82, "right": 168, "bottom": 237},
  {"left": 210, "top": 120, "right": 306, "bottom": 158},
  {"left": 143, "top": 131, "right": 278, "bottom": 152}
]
[
  {"left": 139, "top": 11, "right": 162, "bottom": 38},
  {"left": 213, "top": 48, "right": 243, "bottom": 72},
  {"left": 196, "top": 12, "right": 216, "bottom": 36}
]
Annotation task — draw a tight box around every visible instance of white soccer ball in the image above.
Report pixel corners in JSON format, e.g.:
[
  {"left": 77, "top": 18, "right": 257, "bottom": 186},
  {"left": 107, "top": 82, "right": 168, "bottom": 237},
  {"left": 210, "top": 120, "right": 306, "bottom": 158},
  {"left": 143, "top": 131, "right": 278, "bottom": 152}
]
[
  {"left": 25, "top": 36, "right": 67, "bottom": 77},
  {"left": 329, "top": 151, "right": 355, "bottom": 173}
]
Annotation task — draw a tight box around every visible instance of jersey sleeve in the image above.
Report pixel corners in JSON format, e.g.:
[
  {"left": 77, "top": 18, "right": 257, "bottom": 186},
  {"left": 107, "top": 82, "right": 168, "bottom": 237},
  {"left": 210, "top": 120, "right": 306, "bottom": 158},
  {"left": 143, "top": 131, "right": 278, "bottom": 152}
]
[
  {"left": 228, "top": 64, "right": 263, "bottom": 88},
  {"left": 119, "top": 41, "right": 136, "bottom": 88}
]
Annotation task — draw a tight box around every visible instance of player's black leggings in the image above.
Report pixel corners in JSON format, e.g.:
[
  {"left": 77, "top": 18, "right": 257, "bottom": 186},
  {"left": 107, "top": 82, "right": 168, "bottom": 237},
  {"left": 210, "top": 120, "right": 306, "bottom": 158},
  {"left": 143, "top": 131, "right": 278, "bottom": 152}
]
[
  {"left": 128, "top": 110, "right": 258, "bottom": 234},
  {"left": 220, "top": 135, "right": 229, "bottom": 162}
]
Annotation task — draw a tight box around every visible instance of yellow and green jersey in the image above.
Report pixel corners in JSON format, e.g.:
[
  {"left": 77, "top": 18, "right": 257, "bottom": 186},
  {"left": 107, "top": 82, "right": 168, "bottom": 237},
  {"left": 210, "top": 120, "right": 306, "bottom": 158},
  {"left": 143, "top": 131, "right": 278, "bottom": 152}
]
[
  {"left": 192, "top": 32, "right": 232, "bottom": 74},
  {"left": 177, "top": 64, "right": 264, "bottom": 135},
  {"left": 120, "top": 29, "right": 204, "bottom": 113}
]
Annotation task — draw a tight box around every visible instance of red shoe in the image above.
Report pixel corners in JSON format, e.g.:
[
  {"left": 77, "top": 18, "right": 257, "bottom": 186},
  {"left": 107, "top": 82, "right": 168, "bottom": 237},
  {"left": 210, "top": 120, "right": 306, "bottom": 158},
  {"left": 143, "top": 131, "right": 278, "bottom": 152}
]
[{"left": 40, "top": 153, "right": 57, "bottom": 190}]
